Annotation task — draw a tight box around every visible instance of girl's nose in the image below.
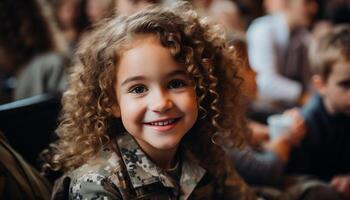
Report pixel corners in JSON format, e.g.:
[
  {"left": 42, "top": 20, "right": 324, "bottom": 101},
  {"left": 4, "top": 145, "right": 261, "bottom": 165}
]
[{"left": 149, "top": 91, "right": 173, "bottom": 113}]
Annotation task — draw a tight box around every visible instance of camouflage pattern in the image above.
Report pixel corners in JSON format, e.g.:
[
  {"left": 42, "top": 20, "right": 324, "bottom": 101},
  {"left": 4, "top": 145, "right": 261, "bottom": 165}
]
[{"left": 52, "top": 133, "right": 256, "bottom": 199}]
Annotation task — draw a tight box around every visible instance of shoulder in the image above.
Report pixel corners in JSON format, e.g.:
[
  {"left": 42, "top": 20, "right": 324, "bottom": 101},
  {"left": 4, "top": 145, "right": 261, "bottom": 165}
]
[
  {"left": 247, "top": 15, "right": 279, "bottom": 46},
  {"left": 248, "top": 15, "right": 275, "bottom": 32},
  {"left": 27, "top": 52, "right": 67, "bottom": 70},
  {"left": 65, "top": 144, "right": 127, "bottom": 199},
  {"left": 19, "top": 53, "right": 67, "bottom": 81},
  {"left": 301, "top": 94, "right": 324, "bottom": 122},
  {"left": 247, "top": 14, "right": 284, "bottom": 39}
]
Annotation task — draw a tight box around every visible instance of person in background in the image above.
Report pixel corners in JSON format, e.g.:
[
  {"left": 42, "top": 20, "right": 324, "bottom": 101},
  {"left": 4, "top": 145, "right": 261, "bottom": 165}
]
[
  {"left": 287, "top": 24, "right": 350, "bottom": 200},
  {"left": 263, "top": 0, "right": 287, "bottom": 14},
  {"left": 228, "top": 36, "right": 302, "bottom": 186},
  {"left": 0, "top": 131, "right": 52, "bottom": 199},
  {"left": 186, "top": 0, "right": 213, "bottom": 16},
  {"left": 50, "top": 0, "right": 90, "bottom": 50},
  {"left": 229, "top": 33, "right": 344, "bottom": 200},
  {"left": 0, "top": 0, "right": 69, "bottom": 101},
  {"left": 209, "top": 0, "right": 246, "bottom": 37},
  {"left": 115, "top": 0, "right": 160, "bottom": 16},
  {"left": 51, "top": 0, "right": 80, "bottom": 48},
  {"left": 43, "top": 2, "right": 256, "bottom": 199},
  {"left": 247, "top": 0, "right": 318, "bottom": 118},
  {"left": 86, "top": 0, "right": 115, "bottom": 24}
]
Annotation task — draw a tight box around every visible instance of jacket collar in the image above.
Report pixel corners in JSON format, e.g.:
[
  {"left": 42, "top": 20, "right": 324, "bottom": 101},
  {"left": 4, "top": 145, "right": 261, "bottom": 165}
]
[{"left": 117, "top": 133, "right": 206, "bottom": 198}]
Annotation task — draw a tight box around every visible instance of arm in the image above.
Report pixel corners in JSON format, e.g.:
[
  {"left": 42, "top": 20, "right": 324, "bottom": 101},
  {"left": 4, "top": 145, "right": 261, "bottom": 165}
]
[
  {"left": 229, "top": 147, "right": 286, "bottom": 186},
  {"left": 247, "top": 20, "right": 302, "bottom": 103},
  {"left": 220, "top": 159, "right": 257, "bottom": 200},
  {"left": 287, "top": 96, "right": 325, "bottom": 175}
]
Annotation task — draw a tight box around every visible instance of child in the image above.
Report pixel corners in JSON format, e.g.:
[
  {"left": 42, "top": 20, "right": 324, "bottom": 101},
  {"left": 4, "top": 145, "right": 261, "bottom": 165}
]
[
  {"left": 287, "top": 25, "right": 350, "bottom": 199},
  {"left": 44, "top": 2, "right": 256, "bottom": 199},
  {"left": 227, "top": 36, "right": 342, "bottom": 200}
]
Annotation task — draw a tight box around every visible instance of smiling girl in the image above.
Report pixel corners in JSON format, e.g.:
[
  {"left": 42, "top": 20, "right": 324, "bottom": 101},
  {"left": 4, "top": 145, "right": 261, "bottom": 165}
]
[{"left": 44, "top": 2, "right": 255, "bottom": 199}]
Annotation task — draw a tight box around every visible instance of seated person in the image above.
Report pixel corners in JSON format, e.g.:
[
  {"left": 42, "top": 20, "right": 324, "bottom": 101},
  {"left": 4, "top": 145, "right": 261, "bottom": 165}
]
[
  {"left": 0, "top": 131, "right": 51, "bottom": 199},
  {"left": 287, "top": 25, "right": 350, "bottom": 199},
  {"left": 229, "top": 36, "right": 343, "bottom": 200},
  {"left": 246, "top": 0, "right": 318, "bottom": 115}
]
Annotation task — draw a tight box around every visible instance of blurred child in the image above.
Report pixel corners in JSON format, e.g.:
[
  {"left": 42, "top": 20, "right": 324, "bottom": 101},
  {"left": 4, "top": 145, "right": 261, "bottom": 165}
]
[
  {"left": 229, "top": 36, "right": 303, "bottom": 185},
  {"left": 228, "top": 36, "right": 342, "bottom": 200},
  {"left": 44, "top": 2, "right": 255, "bottom": 199},
  {"left": 228, "top": 36, "right": 269, "bottom": 148},
  {"left": 287, "top": 24, "right": 350, "bottom": 199}
]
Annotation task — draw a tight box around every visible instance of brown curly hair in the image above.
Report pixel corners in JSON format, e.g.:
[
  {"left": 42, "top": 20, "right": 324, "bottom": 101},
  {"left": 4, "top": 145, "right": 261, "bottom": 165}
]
[{"left": 43, "top": 2, "right": 248, "bottom": 176}]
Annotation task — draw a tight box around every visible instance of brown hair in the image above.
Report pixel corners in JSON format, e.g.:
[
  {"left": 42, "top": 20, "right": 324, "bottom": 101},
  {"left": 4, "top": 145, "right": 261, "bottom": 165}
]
[
  {"left": 0, "top": 0, "right": 56, "bottom": 74},
  {"left": 309, "top": 24, "right": 350, "bottom": 81},
  {"left": 43, "top": 2, "right": 247, "bottom": 176}
]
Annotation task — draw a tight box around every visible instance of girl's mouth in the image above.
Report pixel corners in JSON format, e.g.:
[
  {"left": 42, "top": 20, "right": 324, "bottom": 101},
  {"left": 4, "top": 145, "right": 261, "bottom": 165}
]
[
  {"left": 145, "top": 118, "right": 180, "bottom": 126},
  {"left": 144, "top": 117, "right": 181, "bottom": 131}
]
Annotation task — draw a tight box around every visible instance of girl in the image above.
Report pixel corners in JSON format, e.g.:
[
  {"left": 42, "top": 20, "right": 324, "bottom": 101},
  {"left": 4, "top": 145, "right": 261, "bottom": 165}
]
[{"left": 44, "top": 2, "right": 255, "bottom": 199}]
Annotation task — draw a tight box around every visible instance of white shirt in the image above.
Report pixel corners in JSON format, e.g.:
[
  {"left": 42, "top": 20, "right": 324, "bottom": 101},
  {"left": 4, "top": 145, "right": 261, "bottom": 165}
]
[{"left": 247, "top": 13, "right": 309, "bottom": 105}]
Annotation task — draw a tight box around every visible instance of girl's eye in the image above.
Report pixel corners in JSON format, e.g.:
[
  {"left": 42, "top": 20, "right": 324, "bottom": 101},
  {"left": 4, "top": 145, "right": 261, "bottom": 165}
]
[
  {"left": 168, "top": 79, "right": 187, "bottom": 89},
  {"left": 129, "top": 85, "right": 148, "bottom": 94}
]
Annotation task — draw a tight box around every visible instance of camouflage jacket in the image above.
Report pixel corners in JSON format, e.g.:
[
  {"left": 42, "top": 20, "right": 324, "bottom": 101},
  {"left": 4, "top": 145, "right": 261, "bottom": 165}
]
[{"left": 52, "top": 133, "right": 256, "bottom": 200}]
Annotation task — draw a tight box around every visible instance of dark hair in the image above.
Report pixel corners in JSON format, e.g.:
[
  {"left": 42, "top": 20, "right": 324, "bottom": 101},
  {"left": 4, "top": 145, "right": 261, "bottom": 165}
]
[{"left": 0, "top": 0, "right": 55, "bottom": 74}]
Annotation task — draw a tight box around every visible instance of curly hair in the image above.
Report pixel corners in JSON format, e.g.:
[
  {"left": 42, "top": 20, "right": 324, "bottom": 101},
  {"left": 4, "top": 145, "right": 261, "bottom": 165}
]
[{"left": 43, "top": 2, "right": 248, "bottom": 176}]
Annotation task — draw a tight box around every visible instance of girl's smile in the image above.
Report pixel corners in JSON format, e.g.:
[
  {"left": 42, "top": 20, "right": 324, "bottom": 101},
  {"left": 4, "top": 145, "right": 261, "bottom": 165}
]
[{"left": 143, "top": 117, "right": 182, "bottom": 132}]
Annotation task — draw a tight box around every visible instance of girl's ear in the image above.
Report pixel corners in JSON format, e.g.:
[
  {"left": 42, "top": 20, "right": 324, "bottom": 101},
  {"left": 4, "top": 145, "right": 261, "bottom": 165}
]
[
  {"left": 111, "top": 104, "right": 121, "bottom": 117},
  {"left": 312, "top": 75, "right": 326, "bottom": 96}
]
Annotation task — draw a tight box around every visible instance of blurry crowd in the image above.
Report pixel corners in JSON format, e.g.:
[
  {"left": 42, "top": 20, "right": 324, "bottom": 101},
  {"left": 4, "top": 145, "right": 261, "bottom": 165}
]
[
  {"left": 0, "top": 0, "right": 348, "bottom": 103},
  {"left": 0, "top": 0, "right": 349, "bottom": 199}
]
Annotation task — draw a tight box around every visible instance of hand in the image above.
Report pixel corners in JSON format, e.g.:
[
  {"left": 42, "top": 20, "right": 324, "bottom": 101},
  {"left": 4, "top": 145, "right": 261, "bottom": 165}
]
[
  {"left": 283, "top": 108, "right": 306, "bottom": 146},
  {"left": 264, "top": 134, "right": 291, "bottom": 162},
  {"left": 248, "top": 120, "right": 269, "bottom": 147},
  {"left": 297, "top": 91, "right": 311, "bottom": 106},
  {"left": 330, "top": 175, "right": 350, "bottom": 199}
]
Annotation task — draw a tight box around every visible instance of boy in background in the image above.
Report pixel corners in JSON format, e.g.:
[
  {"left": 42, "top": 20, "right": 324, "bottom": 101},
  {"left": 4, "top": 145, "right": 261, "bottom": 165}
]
[{"left": 287, "top": 25, "right": 350, "bottom": 199}]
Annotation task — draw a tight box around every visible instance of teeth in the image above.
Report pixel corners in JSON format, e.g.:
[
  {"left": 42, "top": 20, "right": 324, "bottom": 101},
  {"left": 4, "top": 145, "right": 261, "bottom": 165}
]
[{"left": 150, "top": 119, "right": 176, "bottom": 126}]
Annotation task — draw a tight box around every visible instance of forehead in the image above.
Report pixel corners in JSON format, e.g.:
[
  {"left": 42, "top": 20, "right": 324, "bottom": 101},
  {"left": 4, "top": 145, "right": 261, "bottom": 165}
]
[
  {"left": 116, "top": 35, "right": 184, "bottom": 79},
  {"left": 120, "top": 35, "right": 171, "bottom": 64}
]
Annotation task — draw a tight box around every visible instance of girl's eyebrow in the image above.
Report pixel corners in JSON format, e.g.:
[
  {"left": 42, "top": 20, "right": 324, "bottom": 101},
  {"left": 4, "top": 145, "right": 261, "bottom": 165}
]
[
  {"left": 166, "top": 70, "right": 188, "bottom": 78},
  {"left": 121, "top": 70, "right": 188, "bottom": 86},
  {"left": 121, "top": 76, "right": 145, "bottom": 86}
]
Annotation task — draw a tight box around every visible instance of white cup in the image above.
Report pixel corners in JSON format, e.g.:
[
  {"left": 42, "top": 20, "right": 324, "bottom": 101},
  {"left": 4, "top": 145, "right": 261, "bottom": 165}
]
[{"left": 267, "top": 114, "right": 293, "bottom": 140}]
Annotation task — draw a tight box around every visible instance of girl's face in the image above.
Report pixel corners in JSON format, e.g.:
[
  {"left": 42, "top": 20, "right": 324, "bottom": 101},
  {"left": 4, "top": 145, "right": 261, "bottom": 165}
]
[{"left": 114, "top": 36, "right": 198, "bottom": 155}]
